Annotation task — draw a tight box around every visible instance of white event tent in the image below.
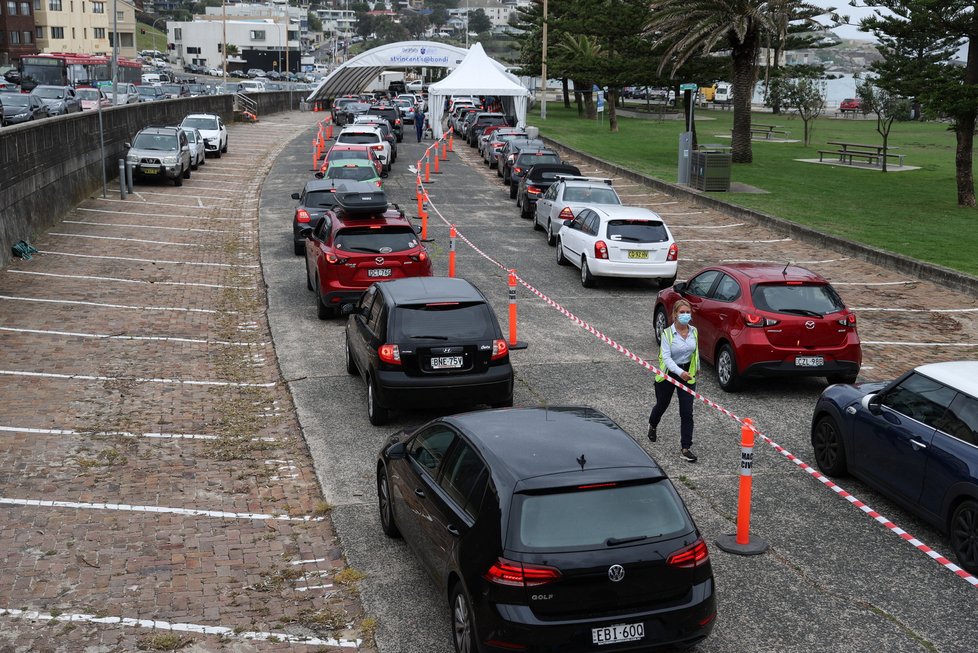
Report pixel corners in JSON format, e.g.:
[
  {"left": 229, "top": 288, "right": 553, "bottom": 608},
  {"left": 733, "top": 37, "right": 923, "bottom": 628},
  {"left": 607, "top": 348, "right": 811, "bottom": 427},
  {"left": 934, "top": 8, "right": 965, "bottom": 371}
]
[{"left": 427, "top": 43, "right": 531, "bottom": 138}]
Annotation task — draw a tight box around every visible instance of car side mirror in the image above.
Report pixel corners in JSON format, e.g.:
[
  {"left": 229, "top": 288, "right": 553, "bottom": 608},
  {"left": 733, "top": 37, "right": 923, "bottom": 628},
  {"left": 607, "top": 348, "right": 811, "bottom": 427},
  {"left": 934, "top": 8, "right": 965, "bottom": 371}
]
[
  {"left": 314, "top": 171, "right": 325, "bottom": 179},
  {"left": 291, "top": 192, "right": 300, "bottom": 200},
  {"left": 862, "top": 393, "right": 882, "bottom": 416},
  {"left": 673, "top": 281, "right": 687, "bottom": 295},
  {"left": 310, "top": 216, "right": 325, "bottom": 233},
  {"left": 381, "top": 172, "right": 389, "bottom": 178},
  {"left": 124, "top": 142, "right": 131, "bottom": 148},
  {"left": 299, "top": 227, "right": 312, "bottom": 238},
  {"left": 340, "top": 303, "right": 355, "bottom": 316},
  {"left": 386, "top": 442, "right": 406, "bottom": 460}
]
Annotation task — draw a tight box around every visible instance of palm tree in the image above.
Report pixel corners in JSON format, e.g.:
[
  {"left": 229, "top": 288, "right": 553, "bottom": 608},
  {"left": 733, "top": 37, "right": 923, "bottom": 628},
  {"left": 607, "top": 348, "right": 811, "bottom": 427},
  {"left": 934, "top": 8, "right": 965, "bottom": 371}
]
[
  {"left": 556, "top": 34, "right": 603, "bottom": 119},
  {"left": 648, "top": 0, "right": 820, "bottom": 163}
]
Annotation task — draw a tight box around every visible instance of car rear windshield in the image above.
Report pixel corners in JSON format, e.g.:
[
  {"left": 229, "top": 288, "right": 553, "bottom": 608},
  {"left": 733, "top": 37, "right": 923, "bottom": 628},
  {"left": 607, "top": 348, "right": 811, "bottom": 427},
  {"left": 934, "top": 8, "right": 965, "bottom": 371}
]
[
  {"left": 338, "top": 133, "right": 379, "bottom": 145},
  {"left": 334, "top": 226, "right": 417, "bottom": 253},
  {"left": 751, "top": 283, "right": 845, "bottom": 316},
  {"left": 304, "top": 191, "right": 339, "bottom": 208},
  {"left": 183, "top": 117, "right": 218, "bottom": 130},
  {"left": 329, "top": 149, "right": 369, "bottom": 163},
  {"left": 518, "top": 153, "right": 560, "bottom": 165},
  {"left": 32, "top": 87, "right": 64, "bottom": 99},
  {"left": 563, "top": 187, "right": 621, "bottom": 204},
  {"left": 392, "top": 303, "right": 497, "bottom": 341},
  {"left": 513, "top": 481, "right": 689, "bottom": 551},
  {"left": 326, "top": 165, "right": 376, "bottom": 182},
  {"left": 607, "top": 220, "right": 668, "bottom": 243}
]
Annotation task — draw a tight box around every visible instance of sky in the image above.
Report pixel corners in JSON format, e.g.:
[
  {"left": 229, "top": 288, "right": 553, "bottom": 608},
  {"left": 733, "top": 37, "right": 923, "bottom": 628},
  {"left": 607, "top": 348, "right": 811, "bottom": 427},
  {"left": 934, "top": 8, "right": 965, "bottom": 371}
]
[{"left": 810, "top": 1, "right": 882, "bottom": 42}]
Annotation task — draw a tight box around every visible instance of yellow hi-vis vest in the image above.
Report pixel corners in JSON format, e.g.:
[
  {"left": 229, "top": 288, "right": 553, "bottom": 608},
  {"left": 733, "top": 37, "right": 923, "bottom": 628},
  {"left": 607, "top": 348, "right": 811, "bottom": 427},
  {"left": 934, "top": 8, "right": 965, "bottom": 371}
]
[{"left": 655, "top": 326, "right": 699, "bottom": 384}]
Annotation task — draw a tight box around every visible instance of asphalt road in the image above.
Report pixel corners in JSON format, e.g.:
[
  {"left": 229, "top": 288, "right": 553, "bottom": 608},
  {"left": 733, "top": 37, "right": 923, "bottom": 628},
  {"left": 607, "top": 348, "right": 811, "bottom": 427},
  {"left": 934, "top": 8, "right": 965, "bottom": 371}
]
[{"left": 260, "top": 124, "right": 978, "bottom": 653}]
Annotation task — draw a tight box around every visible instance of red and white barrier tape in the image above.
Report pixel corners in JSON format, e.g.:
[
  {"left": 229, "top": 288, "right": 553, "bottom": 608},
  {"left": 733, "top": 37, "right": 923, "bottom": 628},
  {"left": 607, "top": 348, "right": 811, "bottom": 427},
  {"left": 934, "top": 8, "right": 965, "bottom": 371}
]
[{"left": 418, "top": 173, "right": 978, "bottom": 588}]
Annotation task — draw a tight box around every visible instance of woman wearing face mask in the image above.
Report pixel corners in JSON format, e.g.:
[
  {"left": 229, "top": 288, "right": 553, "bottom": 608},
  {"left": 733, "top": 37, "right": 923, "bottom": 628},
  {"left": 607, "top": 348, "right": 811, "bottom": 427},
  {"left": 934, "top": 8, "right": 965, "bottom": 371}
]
[{"left": 648, "top": 299, "right": 700, "bottom": 462}]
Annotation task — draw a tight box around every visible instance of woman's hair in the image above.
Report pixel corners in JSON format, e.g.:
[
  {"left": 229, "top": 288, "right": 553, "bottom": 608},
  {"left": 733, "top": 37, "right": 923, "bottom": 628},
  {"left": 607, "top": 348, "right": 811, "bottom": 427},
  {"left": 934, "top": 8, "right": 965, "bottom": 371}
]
[{"left": 672, "top": 299, "right": 692, "bottom": 319}]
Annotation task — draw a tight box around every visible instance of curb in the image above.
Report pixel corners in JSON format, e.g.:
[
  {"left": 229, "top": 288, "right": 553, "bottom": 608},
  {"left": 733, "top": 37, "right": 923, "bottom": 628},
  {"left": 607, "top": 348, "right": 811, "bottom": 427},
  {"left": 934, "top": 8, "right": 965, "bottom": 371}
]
[{"left": 540, "top": 136, "right": 978, "bottom": 299}]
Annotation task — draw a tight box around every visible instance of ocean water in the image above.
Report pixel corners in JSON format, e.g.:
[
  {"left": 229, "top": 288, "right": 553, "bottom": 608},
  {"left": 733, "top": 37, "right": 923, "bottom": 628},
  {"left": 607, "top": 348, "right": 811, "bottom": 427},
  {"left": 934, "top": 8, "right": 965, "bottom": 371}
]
[{"left": 753, "top": 74, "right": 860, "bottom": 108}]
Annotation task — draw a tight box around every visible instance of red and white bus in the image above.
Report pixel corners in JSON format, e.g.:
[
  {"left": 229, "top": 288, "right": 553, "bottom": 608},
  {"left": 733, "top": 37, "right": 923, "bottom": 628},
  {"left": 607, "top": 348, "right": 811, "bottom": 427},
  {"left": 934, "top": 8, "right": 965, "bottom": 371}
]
[{"left": 19, "top": 53, "right": 142, "bottom": 91}]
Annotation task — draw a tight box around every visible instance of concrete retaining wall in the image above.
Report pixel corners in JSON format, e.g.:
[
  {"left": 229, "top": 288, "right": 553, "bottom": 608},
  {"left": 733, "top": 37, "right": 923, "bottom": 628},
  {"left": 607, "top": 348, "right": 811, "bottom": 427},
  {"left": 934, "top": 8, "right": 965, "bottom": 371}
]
[{"left": 0, "top": 91, "right": 300, "bottom": 268}]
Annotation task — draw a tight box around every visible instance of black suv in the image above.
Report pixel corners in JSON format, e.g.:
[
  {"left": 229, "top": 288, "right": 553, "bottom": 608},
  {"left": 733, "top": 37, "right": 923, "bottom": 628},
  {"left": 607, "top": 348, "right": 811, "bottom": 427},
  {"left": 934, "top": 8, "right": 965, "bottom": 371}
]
[
  {"left": 508, "top": 148, "right": 562, "bottom": 198},
  {"left": 125, "top": 126, "right": 192, "bottom": 186},
  {"left": 465, "top": 112, "right": 508, "bottom": 147},
  {"left": 498, "top": 137, "right": 545, "bottom": 183},
  {"left": 345, "top": 277, "right": 513, "bottom": 425},
  {"left": 516, "top": 163, "right": 581, "bottom": 220},
  {"left": 366, "top": 104, "right": 403, "bottom": 142},
  {"left": 376, "top": 406, "right": 717, "bottom": 652}
]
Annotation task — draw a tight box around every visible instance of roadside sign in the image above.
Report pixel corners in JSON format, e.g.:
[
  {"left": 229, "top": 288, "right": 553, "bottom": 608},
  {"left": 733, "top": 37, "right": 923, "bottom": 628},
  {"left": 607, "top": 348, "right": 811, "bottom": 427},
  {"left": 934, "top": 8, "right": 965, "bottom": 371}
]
[{"left": 679, "top": 83, "right": 698, "bottom": 92}]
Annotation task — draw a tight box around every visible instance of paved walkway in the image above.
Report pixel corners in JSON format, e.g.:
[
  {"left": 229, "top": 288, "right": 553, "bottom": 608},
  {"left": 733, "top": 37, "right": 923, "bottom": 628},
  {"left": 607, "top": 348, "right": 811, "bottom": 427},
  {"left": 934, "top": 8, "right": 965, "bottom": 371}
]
[{"left": 0, "top": 111, "right": 375, "bottom": 651}]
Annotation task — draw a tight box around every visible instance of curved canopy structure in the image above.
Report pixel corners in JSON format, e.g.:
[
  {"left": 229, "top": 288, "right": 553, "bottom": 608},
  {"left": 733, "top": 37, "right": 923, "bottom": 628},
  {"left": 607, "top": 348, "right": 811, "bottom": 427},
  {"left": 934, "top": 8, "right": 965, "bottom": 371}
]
[{"left": 308, "top": 41, "right": 472, "bottom": 101}]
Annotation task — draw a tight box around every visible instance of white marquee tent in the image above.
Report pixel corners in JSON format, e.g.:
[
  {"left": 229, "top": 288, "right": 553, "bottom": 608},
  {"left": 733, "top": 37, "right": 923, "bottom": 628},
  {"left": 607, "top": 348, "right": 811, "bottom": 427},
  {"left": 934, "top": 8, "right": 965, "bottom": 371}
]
[{"left": 427, "top": 43, "right": 531, "bottom": 138}]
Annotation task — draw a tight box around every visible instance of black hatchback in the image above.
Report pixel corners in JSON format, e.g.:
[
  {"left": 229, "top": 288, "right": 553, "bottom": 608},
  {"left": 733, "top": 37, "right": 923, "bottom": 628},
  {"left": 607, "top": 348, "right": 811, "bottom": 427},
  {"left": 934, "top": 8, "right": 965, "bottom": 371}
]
[
  {"left": 377, "top": 406, "right": 716, "bottom": 652},
  {"left": 345, "top": 277, "right": 514, "bottom": 425}
]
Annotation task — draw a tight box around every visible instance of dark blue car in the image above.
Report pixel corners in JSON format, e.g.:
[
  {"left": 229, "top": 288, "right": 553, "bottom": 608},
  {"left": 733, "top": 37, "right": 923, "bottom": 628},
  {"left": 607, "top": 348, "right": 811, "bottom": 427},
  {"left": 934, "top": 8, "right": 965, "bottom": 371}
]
[{"left": 811, "top": 361, "right": 978, "bottom": 573}]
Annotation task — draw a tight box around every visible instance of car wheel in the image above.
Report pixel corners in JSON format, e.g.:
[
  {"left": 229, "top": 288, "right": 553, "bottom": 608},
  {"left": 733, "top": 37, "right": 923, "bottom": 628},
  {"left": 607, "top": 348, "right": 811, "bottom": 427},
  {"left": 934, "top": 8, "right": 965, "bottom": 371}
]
[
  {"left": 659, "top": 274, "right": 677, "bottom": 289},
  {"left": 653, "top": 306, "right": 669, "bottom": 344},
  {"left": 546, "top": 220, "right": 557, "bottom": 246},
  {"left": 532, "top": 213, "right": 543, "bottom": 231},
  {"left": 716, "top": 343, "right": 742, "bottom": 392},
  {"left": 367, "top": 376, "right": 389, "bottom": 426},
  {"left": 812, "top": 415, "right": 848, "bottom": 476},
  {"left": 345, "top": 333, "right": 358, "bottom": 375},
  {"left": 183, "top": 165, "right": 191, "bottom": 179},
  {"left": 191, "top": 158, "right": 199, "bottom": 171},
  {"left": 555, "top": 238, "right": 568, "bottom": 266},
  {"left": 215, "top": 149, "right": 222, "bottom": 159},
  {"left": 827, "top": 372, "right": 859, "bottom": 385},
  {"left": 304, "top": 256, "right": 314, "bottom": 290},
  {"left": 450, "top": 583, "right": 477, "bottom": 653},
  {"left": 492, "top": 397, "right": 514, "bottom": 408},
  {"left": 509, "top": 182, "right": 517, "bottom": 199},
  {"left": 316, "top": 278, "right": 333, "bottom": 320},
  {"left": 515, "top": 193, "right": 522, "bottom": 208},
  {"left": 581, "top": 257, "right": 597, "bottom": 288},
  {"left": 221, "top": 140, "right": 228, "bottom": 153},
  {"left": 173, "top": 170, "right": 183, "bottom": 186},
  {"left": 377, "top": 466, "right": 401, "bottom": 538},
  {"left": 496, "top": 164, "right": 502, "bottom": 176},
  {"left": 950, "top": 500, "right": 978, "bottom": 574},
  {"left": 294, "top": 239, "right": 305, "bottom": 256}
]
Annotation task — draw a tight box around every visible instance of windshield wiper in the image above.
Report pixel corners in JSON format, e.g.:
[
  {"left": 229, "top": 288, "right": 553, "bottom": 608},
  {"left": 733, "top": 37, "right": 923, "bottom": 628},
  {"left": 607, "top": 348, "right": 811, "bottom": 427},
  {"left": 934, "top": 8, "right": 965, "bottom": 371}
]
[
  {"left": 778, "top": 308, "right": 823, "bottom": 318},
  {"left": 409, "top": 335, "right": 449, "bottom": 340},
  {"left": 614, "top": 236, "right": 642, "bottom": 242},
  {"left": 605, "top": 535, "right": 650, "bottom": 546}
]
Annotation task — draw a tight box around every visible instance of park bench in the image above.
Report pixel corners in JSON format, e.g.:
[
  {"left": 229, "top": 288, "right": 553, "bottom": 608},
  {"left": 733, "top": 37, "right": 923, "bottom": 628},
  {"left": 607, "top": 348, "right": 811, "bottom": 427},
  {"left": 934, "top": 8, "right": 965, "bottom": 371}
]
[
  {"left": 820, "top": 141, "right": 906, "bottom": 167},
  {"left": 748, "top": 123, "right": 790, "bottom": 140}
]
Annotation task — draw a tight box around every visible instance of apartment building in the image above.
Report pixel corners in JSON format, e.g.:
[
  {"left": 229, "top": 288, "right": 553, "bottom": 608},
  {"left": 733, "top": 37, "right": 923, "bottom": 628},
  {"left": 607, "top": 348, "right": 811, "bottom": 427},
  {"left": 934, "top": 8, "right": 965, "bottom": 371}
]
[{"left": 32, "top": 0, "right": 135, "bottom": 58}]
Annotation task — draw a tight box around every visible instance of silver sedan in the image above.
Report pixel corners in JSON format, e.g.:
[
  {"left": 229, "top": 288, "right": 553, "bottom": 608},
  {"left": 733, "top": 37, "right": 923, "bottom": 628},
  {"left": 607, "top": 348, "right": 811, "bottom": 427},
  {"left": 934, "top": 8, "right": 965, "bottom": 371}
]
[{"left": 534, "top": 178, "right": 622, "bottom": 245}]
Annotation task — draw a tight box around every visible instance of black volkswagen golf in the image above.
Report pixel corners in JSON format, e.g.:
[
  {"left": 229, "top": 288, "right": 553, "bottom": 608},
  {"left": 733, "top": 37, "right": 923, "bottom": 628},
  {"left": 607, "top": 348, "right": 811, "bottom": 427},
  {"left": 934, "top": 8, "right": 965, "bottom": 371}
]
[{"left": 376, "top": 406, "right": 717, "bottom": 652}]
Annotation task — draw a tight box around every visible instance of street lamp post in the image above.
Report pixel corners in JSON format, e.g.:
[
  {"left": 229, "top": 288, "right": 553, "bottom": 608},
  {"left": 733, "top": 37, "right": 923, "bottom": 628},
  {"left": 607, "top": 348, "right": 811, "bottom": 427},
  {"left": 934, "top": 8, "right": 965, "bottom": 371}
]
[{"left": 151, "top": 17, "right": 165, "bottom": 54}]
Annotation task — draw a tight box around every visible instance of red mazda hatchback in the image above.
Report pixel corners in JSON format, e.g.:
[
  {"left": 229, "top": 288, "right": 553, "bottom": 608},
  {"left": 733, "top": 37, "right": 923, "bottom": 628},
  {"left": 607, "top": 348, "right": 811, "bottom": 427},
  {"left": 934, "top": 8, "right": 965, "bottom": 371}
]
[{"left": 654, "top": 264, "right": 861, "bottom": 391}]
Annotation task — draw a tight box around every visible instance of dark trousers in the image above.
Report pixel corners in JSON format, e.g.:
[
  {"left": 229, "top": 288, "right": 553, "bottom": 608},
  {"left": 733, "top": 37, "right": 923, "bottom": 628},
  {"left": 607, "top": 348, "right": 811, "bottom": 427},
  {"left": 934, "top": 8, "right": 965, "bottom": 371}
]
[
  {"left": 415, "top": 120, "right": 424, "bottom": 141},
  {"left": 649, "top": 372, "right": 695, "bottom": 449}
]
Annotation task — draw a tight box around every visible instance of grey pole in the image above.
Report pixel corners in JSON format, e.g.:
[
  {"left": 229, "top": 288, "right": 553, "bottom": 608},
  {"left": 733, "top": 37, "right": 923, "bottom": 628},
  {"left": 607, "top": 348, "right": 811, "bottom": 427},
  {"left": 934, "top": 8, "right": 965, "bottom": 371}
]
[
  {"left": 97, "top": 96, "right": 107, "bottom": 198},
  {"left": 118, "top": 160, "right": 127, "bottom": 199},
  {"left": 126, "top": 160, "right": 134, "bottom": 193}
]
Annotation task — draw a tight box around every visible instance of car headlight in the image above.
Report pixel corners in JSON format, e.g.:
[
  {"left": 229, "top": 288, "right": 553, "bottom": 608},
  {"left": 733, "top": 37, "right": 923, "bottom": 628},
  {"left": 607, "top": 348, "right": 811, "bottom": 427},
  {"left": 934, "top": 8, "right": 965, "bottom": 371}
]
[
  {"left": 14, "top": 112, "right": 28, "bottom": 119},
  {"left": 162, "top": 155, "right": 179, "bottom": 165},
  {"left": 126, "top": 154, "right": 139, "bottom": 163}
]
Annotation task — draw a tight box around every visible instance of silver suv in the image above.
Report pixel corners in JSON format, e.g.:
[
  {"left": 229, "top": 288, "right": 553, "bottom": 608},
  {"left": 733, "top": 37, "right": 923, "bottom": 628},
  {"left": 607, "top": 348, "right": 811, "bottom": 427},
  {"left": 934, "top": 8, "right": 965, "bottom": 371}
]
[{"left": 125, "top": 126, "right": 192, "bottom": 186}]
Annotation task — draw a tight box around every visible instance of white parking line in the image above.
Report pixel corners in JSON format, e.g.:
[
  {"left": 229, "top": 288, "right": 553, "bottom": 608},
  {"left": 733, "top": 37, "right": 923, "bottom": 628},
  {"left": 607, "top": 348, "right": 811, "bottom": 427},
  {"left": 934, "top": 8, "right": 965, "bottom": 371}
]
[
  {"left": 682, "top": 237, "right": 792, "bottom": 243},
  {"left": 87, "top": 198, "right": 220, "bottom": 210},
  {"left": 63, "top": 220, "right": 233, "bottom": 234},
  {"left": 853, "top": 307, "right": 978, "bottom": 313},
  {"left": 123, "top": 190, "right": 248, "bottom": 202},
  {"left": 49, "top": 233, "right": 204, "bottom": 247},
  {"left": 190, "top": 171, "right": 242, "bottom": 178},
  {"left": 863, "top": 340, "right": 978, "bottom": 347},
  {"left": 0, "top": 370, "right": 276, "bottom": 388},
  {"left": 0, "top": 496, "right": 321, "bottom": 521},
  {"left": 657, "top": 211, "right": 706, "bottom": 216},
  {"left": 37, "top": 250, "right": 258, "bottom": 268},
  {"left": 668, "top": 222, "right": 745, "bottom": 229},
  {"left": 295, "top": 585, "right": 334, "bottom": 592},
  {"left": 0, "top": 295, "right": 230, "bottom": 314},
  {"left": 78, "top": 207, "right": 253, "bottom": 223},
  {"left": 0, "top": 326, "right": 267, "bottom": 347},
  {"left": 830, "top": 280, "right": 916, "bottom": 286},
  {"left": 0, "top": 425, "right": 219, "bottom": 440},
  {"left": 0, "top": 609, "right": 359, "bottom": 648},
  {"left": 9, "top": 270, "right": 249, "bottom": 289}
]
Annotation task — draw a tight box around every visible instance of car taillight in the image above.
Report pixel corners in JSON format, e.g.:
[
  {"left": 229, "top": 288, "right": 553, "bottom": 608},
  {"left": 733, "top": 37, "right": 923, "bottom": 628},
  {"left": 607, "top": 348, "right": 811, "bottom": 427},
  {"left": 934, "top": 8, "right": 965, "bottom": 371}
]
[
  {"left": 324, "top": 252, "right": 348, "bottom": 264},
  {"left": 507, "top": 154, "right": 516, "bottom": 162},
  {"left": 491, "top": 339, "right": 508, "bottom": 360},
  {"left": 667, "top": 537, "right": 710, "bottom": 569},
  {"left": 395, "top": 119, "right": 401, "bottom": 125},
  {"left": 371, "top": 144, "right": 384, "bottom": 151},
  {"left": 513, "top": 166, "right": 523, "bottom": 175},
  {"left": 376, "top": 180, "right": 383, "bottom": 187},
  {"left": 838, "top": 312, "right": 857, "bottom": 327},
  {"left": 296, "top": 209, "right": 311, "bottom": 223},
  {"left": 594, "top": 240, "right": 609, "bottom": 259},
  {"left": 410, "top": 251, "right": 428, "bottom": 262},
  {"left": 484, "top": 558, "right": 561, "bottom": 587},
  {"left": 378, "top": 344, "right": 401, "bottom": 365},
  {"left": 667, "top": 243, "right": 678, "bottom": 261},
  {"left": 558, "top": 207, "right": 575, "bottom": 221},
  {"left": 527, "top": 185, "right": 542, "bottom": 195},
  {"left": 744, "top": 313, "right": 779, "bottom": 328}
]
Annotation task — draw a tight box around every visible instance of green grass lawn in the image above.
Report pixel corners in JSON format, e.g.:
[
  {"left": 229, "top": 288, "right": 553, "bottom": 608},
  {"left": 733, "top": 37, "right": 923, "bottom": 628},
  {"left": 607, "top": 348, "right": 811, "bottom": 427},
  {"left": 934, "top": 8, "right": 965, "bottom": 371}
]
[
  {"left": 136, "top": 24, "right": 167, "bottom": 53},
  {"left": 532, "top": 104, "right": 978, "bottom": 276}
]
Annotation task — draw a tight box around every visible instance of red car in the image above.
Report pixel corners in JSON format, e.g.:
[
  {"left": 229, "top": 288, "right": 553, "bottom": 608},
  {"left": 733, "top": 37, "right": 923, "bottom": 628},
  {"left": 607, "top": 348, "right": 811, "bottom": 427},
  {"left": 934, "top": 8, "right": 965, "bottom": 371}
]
[
  {"left": 653, "top": 264, "right": 861, "bottom": 391},
  {"left": 320, "top": 144, "right": 384, "bottom": 177},
  {"left": 839, "top": 98, "right": 864, "bottom": 113},
  {"left": 302, "top": 186, "right": 432, "bottom": 318}
]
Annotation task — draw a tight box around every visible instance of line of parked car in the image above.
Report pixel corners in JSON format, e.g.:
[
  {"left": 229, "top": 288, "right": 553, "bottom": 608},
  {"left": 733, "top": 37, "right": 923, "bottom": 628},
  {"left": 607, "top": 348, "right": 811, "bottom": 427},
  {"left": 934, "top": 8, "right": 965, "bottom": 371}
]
[{"left": 124, "top": 113, "right": 229, "bottom": 186}]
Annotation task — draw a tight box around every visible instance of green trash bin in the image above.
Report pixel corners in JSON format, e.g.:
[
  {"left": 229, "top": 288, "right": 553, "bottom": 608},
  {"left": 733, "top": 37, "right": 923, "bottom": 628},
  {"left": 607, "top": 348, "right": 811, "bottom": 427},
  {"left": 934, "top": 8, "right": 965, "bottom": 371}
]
[{"left": 690, "top": 150, "right": 731, "bottom": 191}]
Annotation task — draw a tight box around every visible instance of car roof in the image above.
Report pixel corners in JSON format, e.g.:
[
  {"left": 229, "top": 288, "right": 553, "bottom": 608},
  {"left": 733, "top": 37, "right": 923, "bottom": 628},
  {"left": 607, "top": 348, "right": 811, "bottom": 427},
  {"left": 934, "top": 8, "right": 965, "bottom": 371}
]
[
  {"left": 184, "top": 113, "right": 220, "bottom": 119},
  {"left": 526, "top": 164, "right": 579, "bottom": 177},
  {"left": 445, "top": 407, "right": 663, "bottom": 488},
  {"left": 379, "top": 277, "right": 484, "bottom": 304},
  {"left": 328, "top": 159, "right": 374, "bottom": 168},
  {"left": 915, "top": 362, "right": 978, "bottom": 396},
  {"left": 590, "top": 205, "right": 663, "bottom": 220},
  {"left": 713, "top": 263, "right": 827, "bottom": 283},
  {"left": 303, "top": 179, "right": 377, "bottom": 193}
]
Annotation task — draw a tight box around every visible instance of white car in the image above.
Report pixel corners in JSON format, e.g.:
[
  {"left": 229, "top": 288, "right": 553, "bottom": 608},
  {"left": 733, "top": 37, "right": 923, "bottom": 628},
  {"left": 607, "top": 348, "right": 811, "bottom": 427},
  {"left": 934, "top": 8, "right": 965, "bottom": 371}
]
[
  {"left": 335, "top": 125, "right": 391, "bottom": 171},
  {"left": 555, "top": 205, "right": 678, "bottom": 288},
  {"left": 180, "top": 113, "right": 228, "bottom": 158},
  {"left": 111, "top": 82, "right": 139, "bottom": 105},
  {"left": 534, "top": 176, "right": 622, "bottom": 245},
  {"left": 182, "top": 127, "right": 207, "bottom": 170}
]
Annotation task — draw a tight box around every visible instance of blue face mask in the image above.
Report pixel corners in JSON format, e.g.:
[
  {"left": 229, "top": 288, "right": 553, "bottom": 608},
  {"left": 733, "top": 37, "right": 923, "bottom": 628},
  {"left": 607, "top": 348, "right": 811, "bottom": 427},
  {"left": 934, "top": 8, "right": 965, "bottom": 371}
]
[{"left": 677, "top": 313, "right": 692, "bottom": 326}]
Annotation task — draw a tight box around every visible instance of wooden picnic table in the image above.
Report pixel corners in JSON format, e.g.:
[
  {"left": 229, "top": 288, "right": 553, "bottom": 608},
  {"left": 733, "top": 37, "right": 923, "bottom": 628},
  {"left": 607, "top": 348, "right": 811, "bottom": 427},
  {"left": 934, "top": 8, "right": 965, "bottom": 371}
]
[
  {"left": 820, "top": 141, "right": 905, "bottom": 167},
  {"left": 827, "top": 141, "right": 899, "bottom": 155},
  {"left": 748, "top": 123, "right": 790, "bottom": 140}
]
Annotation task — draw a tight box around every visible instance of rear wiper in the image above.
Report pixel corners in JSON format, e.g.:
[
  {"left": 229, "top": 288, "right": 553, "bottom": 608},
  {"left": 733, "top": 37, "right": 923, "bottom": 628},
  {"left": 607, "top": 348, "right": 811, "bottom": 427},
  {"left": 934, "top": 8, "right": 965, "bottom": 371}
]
[
  {"left": 346, "top": 246, "right": 379, "bottom": 253},
  {"left": 409, "top": 335, "right": 449, "bottom": 340},
  {"left": 614, "top": 236, "right": 642, "bottom": 242},
  {"left": 778, "top": 308, "right": 823, "bottom": 318},
  {"left": 605, "top": 535, "right": 649, "bottom": 546}
]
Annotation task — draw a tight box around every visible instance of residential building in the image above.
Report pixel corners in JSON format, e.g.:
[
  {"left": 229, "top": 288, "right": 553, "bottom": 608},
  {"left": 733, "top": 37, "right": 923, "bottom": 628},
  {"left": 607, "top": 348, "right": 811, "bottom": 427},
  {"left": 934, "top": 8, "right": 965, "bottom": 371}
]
[
  {"left": 168, "top": 17, "right": 298, "bottom": 72},
  {"left": 32, "top": 0, "right": 136, "bottom": 58},
  {"left": 1, "top": 0, "right": 38, "bottom": 65}
]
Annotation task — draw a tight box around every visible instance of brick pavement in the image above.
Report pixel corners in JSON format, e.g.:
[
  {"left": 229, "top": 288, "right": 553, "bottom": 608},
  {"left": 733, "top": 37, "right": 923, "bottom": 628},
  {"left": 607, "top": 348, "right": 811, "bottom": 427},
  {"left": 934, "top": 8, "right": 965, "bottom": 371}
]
[
  {"left": 0, "top": 112, "right": 376, "bottom": 651},
  {"left": 456, "top": 143, "right": 978, "bottom": 382}
]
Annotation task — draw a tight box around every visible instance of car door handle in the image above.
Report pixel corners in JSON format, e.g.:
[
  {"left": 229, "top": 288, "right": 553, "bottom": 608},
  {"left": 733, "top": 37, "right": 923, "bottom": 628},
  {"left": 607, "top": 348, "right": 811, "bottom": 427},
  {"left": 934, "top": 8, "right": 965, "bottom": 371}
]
[
  {"left": 909, "top": 439, "right": 927, "bottom": 451},
  {"left": 414, "top": 488, "right": 426, "bottom": 498},
  {"left": 446, "top": 524, "right": 460, "bottom": 537}
]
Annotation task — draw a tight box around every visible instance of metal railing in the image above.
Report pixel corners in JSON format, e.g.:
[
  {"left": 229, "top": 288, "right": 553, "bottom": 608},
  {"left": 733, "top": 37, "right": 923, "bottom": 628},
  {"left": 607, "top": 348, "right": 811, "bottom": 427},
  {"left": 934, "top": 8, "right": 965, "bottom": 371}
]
[{"left": 233, "top": 92, "right": 258, "bottom": 118}]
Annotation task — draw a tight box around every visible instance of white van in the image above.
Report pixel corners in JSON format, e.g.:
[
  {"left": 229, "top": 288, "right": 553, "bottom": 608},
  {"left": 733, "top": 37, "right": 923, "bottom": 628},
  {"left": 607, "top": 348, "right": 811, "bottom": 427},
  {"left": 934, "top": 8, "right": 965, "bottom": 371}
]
[
  {"left": 714, "top": 82, "right": 733, "bottom": 104},
  {"left": 141, "top": 73, "right": 161, "bottom": 85},
  {"left": 239, "top": 79, "right": 267, "bottom": 92}
]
